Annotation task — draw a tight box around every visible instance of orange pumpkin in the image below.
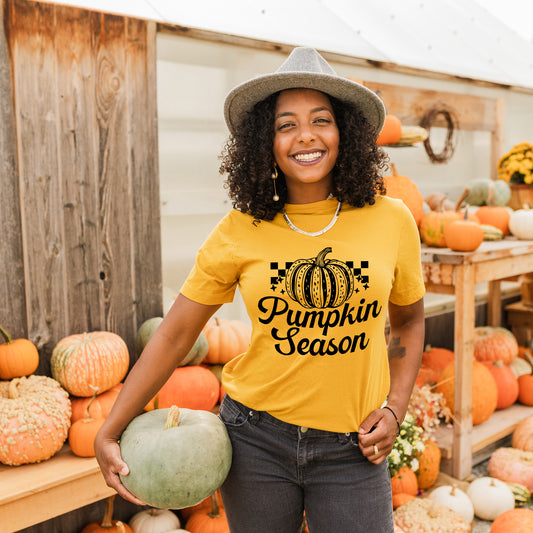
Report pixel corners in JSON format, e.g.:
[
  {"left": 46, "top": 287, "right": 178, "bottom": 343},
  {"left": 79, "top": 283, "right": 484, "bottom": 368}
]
[
  {"left": 490, "top": 508, "right": 533, "bottom": 533},
  {"left": 51, "top": 331, "right": 129, "bottom": 397},
  {"left": 419, "top": 202, "right": 460, "bottom": 247},
  {"left": 518, "top": 360, "right": 533, "bottom": 406},
  {"left": 482, "top": 360, "right": 519, "bottom": 409},
  {"left": 0, "top": 325, "right": 39, "bottom": 380},
  {"left": 390, "top": 466, "right": 418, "bottom": 496},
  {"left": 147, "top": 366, "right": 220, "bottom": 411},
  {"left": 436, "top": 360, "right": 498, "bottom": 425},
  {"left": 181, "top": 490, "right": 224, "bottom": 520},
  {"left": 70, "top": 383, "right": 122, "bottom": 423},
  {"left": 392, "top": 492, "right": 416, "bottom": 509},
  {"left": 476, "top": 205, "right": 511, "bottom": 235},
  {"left": 376, "top": 114, "right": 402, "bottom": 146},
  {"left": 415, "top": 365, "right": 440, "bottom": 388},
  {"left": 421, "top": 345, "right": 454, "bottom": 374},
  {"left": 383, "top": 164, "right": 424, "bottom": 226},
  {"left": 473, "top": 326, "right": 518, "bottom": 365},
  {"left": 68, "top": 387, "right": 105, "bottom": 457},
  {"left": 186, "top": 492, "right": 230, "bottom": 533},
  {"left": 443, "top": 208, "right": 484, "bottom": 252},
  {"left": 81, "top": 495, "right": 132, "bottom": 533},
  {"left": 203, "top": 318, "right": 251, "bottom": 365},
  {"left": 415, "top": 439, "right": 441, "bottom": 490},
  {"left": 0, "top": 375, "right": 71, "bottom": 465},
  {"left": 512, "top": 415, "right": 533, "bottom": 452}
]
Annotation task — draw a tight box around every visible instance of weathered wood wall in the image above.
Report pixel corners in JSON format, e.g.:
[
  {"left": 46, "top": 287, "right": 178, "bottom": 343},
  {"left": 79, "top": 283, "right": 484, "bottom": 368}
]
[
  {"left": 0, "top": 0, "right": 162, "bottom": 379},
  {"left": 1, "top": 0, "right": 162, "bottom": 529}
]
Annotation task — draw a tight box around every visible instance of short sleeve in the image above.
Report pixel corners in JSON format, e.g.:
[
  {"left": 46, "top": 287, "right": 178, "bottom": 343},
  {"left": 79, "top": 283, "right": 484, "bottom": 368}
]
[
  {"left": 389, "top": 205, "right": 426, "bottom": 306},
  {"left": 180, "top": 214, "right": 240, "bottom": 305}
]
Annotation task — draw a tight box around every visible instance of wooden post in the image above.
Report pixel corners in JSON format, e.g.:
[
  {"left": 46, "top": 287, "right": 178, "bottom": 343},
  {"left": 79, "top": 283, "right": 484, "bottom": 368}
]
[
  {"left": 0, "top": 0, "right": 27, "bottom": 339},
  {"left": 453, "top": 263, "right": 476, "bottom": 479},
  {"left": 2, "top": 0, "right": 162, "bottom": 374}
]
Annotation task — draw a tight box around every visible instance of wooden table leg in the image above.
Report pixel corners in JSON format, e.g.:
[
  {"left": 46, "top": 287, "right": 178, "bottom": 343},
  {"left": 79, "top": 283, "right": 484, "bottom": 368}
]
[
  {"left": 452, "top": 263, "right": 476, "bottom": 480},
  {"left": 487, "top": 280, "right": 502, "bottom": 327}
]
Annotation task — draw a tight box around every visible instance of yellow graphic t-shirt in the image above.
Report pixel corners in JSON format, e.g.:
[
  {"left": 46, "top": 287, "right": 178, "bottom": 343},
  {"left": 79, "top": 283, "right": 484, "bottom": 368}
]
[{"left": 180, "top": 196, "right": 425, "bottom": 432}]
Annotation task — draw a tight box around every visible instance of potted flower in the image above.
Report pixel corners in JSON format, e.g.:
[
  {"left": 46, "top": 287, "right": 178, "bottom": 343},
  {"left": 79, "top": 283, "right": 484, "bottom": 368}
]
[
  {"left": 498, "top": 142, "right": 533, "bottom": 209},
  {"left": 388, "top": 413, "right": 426, "bottom": 477}
]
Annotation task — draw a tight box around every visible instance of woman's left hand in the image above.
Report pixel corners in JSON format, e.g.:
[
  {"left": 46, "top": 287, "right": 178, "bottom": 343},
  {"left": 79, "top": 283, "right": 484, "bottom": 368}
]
[{"left": 357, "top": 408, "right": 399, "bottom": 464}]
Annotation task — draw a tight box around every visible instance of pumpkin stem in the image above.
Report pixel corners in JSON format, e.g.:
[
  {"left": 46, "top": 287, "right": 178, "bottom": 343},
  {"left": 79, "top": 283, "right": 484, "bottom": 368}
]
[
  {"left": 450, "top": 484, "right": 457, "bottom": 496},
  {"left": 164, "top": 405, "right": 181, "bottom": 429},
  {"left": 315, "top": 247, "right": 332, "bottom": 268},
  {"left": 208, "top": 492, "right": 221, "bottom": 518},
  {"left": 84, "top": 385, "right": 100, "bottom": 421},
  {"left": 455, "top": 187, "right": 469, "bottom": 212},
  {"left": 101, "top": 495, "right": 116, "bottom": 528},
  {"left": 0, "top": 324, "right": 13, "bottom": 344},
  {"left": 8, "top": 378, "right": 21, "bottom": 399},
  {"left": 391, "top": 163, "right": 398, "bottom": 176}
]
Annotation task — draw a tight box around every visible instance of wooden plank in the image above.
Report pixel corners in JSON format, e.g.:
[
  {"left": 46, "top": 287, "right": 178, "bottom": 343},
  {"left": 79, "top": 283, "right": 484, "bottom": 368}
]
[
  {"left": 452, "top": 263, "right": 475, "bottom": 480},
  {"left": 92, "top": 12, "right": 137, "bottom": 349},
  {"left": 362, "top": 81, "right": 499, "bottom": 132},
  {"left": 0, "top": 0, "right": 27, "bottom": 340},
  {"left": 125, "top": 18, "right": 163, "bottom": 355},
  {"left": 10, "top": 0, "right": 65, "bottom": 374},
  {"left": 436, "top": 404, "right": 533, "bottom": 461},
  {"left": 0, "top": 446, "right": 114, "bottom": 533},
  {"left": 475, "top": 254, "right": 533, "bottom": 284},
  {"left": 54, "top": 4, "right": 105, "bottom": 334},
  {"left": 421, "top": 239, "right": 533, "bottom": 266}
]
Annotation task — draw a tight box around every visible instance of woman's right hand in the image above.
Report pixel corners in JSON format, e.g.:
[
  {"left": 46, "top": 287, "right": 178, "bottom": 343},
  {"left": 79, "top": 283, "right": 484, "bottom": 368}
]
[{"left": 94, "top": 430, "right": 146, "bottom": 505}]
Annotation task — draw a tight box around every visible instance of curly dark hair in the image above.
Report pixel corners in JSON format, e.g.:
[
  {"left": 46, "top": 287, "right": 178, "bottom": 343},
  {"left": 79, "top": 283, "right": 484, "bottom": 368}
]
[{"left": 219, "top": 91, "right": 389, "bottom": 221}]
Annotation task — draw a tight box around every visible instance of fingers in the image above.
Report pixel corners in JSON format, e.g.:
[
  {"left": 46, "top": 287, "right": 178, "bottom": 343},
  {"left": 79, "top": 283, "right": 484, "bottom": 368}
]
[
  {"left": 95, "top": 440, "right": 147, "bottom": 506},
  {"left": 358, "top": 408, "right": 400, "bottom": 464}
]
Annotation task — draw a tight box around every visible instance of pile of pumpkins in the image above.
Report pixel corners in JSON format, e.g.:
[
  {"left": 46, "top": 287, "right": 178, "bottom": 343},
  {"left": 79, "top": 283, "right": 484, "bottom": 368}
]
[
  {"left": 416, "top": 328, "right": 533, "bottom": 429},
  {"left": 80, "top": 493, "right": 230, "bottom": 533},
  {"left": 0, "top": 315, "right": 252, "bottom": 466},
  {"left": 383, "top": 164, "right": 533, "bottom": 251},
  {"left": 392, "top": 412, "right": 533, "bottom": 533}
]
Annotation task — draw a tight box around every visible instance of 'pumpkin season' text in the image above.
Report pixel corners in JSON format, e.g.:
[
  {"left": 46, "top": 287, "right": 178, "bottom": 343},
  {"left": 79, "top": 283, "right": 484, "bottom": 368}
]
[{"left": 257, "top": 296, "right": 382, "bottom": 356}]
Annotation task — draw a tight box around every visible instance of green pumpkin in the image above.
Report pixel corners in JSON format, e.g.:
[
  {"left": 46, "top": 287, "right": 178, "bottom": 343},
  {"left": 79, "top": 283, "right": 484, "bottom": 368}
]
[
  {"left": 463, "top": 178, "right": 511, "bottom": 206},
  {"left": 135, "top": 317, "right": 209, "bottom": 366},
  {"left": 120, "top": 406, "right": 232, "bottom": 509}
]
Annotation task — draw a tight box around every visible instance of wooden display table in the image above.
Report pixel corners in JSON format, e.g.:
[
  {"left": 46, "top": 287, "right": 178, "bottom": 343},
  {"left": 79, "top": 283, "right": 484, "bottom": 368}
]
[
  {"left": 0, "top": 445, "right": 115, "bottom": 533},
  {"left": 421, "top": 238, "right": 533, "bottom": 480}
]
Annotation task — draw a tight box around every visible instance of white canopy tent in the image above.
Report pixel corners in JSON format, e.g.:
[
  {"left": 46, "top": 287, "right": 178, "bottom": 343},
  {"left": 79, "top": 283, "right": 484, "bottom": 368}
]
[{"left": 38, "top": 0, "right": 533, "bottom": 92}]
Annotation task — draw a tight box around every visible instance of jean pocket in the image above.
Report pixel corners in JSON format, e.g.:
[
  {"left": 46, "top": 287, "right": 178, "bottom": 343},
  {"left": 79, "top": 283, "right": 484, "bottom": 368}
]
[{"left": 218, "top": 395, "right": 250, "bottom": 427}]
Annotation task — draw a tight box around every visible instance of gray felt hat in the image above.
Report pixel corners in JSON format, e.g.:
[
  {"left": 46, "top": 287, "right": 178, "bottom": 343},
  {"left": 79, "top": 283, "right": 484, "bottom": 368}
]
[{"left": 224, "top": 47, "right": 386, "bottom": 136}]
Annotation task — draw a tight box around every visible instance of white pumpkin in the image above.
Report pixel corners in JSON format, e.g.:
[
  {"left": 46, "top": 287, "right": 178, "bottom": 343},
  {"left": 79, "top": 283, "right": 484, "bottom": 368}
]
[
  {"left": 428, "top": 484, "right": 474, "bottom": 523},
  {"left": 510, "top": 357, "right": 532, "bottom": 378},
  {"left": 129, "top": 508, "right": 181, "bottom": 533},
  {"left": 509, "top": 207, "right": 533, "bottom": 240},
  {"left": 466, "top": 476, "right": 515, "bottom": 521}
]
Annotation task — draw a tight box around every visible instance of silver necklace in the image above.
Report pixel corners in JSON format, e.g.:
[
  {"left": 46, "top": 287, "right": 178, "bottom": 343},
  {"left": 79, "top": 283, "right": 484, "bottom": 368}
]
[{"left": 283, "top": 201, "right": 342, "bottom": 237}]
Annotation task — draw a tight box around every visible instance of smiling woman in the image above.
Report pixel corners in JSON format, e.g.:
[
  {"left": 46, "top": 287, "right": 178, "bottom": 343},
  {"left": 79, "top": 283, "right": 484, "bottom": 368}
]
[{"left": 95, "top": 47, "right": 425, "bottom": 533}]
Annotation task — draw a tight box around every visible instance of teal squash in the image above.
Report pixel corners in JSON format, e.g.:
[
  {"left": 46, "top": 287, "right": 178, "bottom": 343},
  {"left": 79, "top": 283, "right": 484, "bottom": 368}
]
[
  {"left": 120, "top": 406, "right": 232, "bottom": 509},
  {"left": 462, "top": 178, "right": 511, "bottom": 206},
  {"left": 135, "top": 317, "right": 209, "bottom": 366}
]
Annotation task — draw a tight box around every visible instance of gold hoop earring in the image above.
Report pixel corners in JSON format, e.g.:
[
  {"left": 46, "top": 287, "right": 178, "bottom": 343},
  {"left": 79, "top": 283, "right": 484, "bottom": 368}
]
[{"left": 272, "top": 166, "right": 280, "bottom": 202}]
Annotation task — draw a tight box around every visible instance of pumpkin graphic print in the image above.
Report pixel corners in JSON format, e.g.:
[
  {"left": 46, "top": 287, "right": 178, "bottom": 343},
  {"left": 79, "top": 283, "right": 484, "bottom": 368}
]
[{"left": 285, "top": 247, "right": 354, "bottom": 309}]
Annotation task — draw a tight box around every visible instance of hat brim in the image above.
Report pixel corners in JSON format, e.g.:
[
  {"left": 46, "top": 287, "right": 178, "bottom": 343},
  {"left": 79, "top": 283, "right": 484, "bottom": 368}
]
[{"left": 224, "top": 71, "right": 385, "bottom": 136}]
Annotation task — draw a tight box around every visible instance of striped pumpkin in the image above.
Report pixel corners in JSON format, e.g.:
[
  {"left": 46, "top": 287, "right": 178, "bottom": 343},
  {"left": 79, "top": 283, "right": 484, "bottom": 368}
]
[
  {"left": 285, "top": 247, "right": 354, "bottom": 309},
  {"left": 473, "top": 326, "right": 518, "bottom": 365},
  {"left": 51, "top": 331, "right": 129, "bottom": 397}
]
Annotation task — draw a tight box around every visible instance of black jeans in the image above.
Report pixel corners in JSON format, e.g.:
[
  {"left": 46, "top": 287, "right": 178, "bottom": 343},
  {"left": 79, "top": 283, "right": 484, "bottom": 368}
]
[{"left": 218, "top": 395, "right": 394, "bottom": 533}]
